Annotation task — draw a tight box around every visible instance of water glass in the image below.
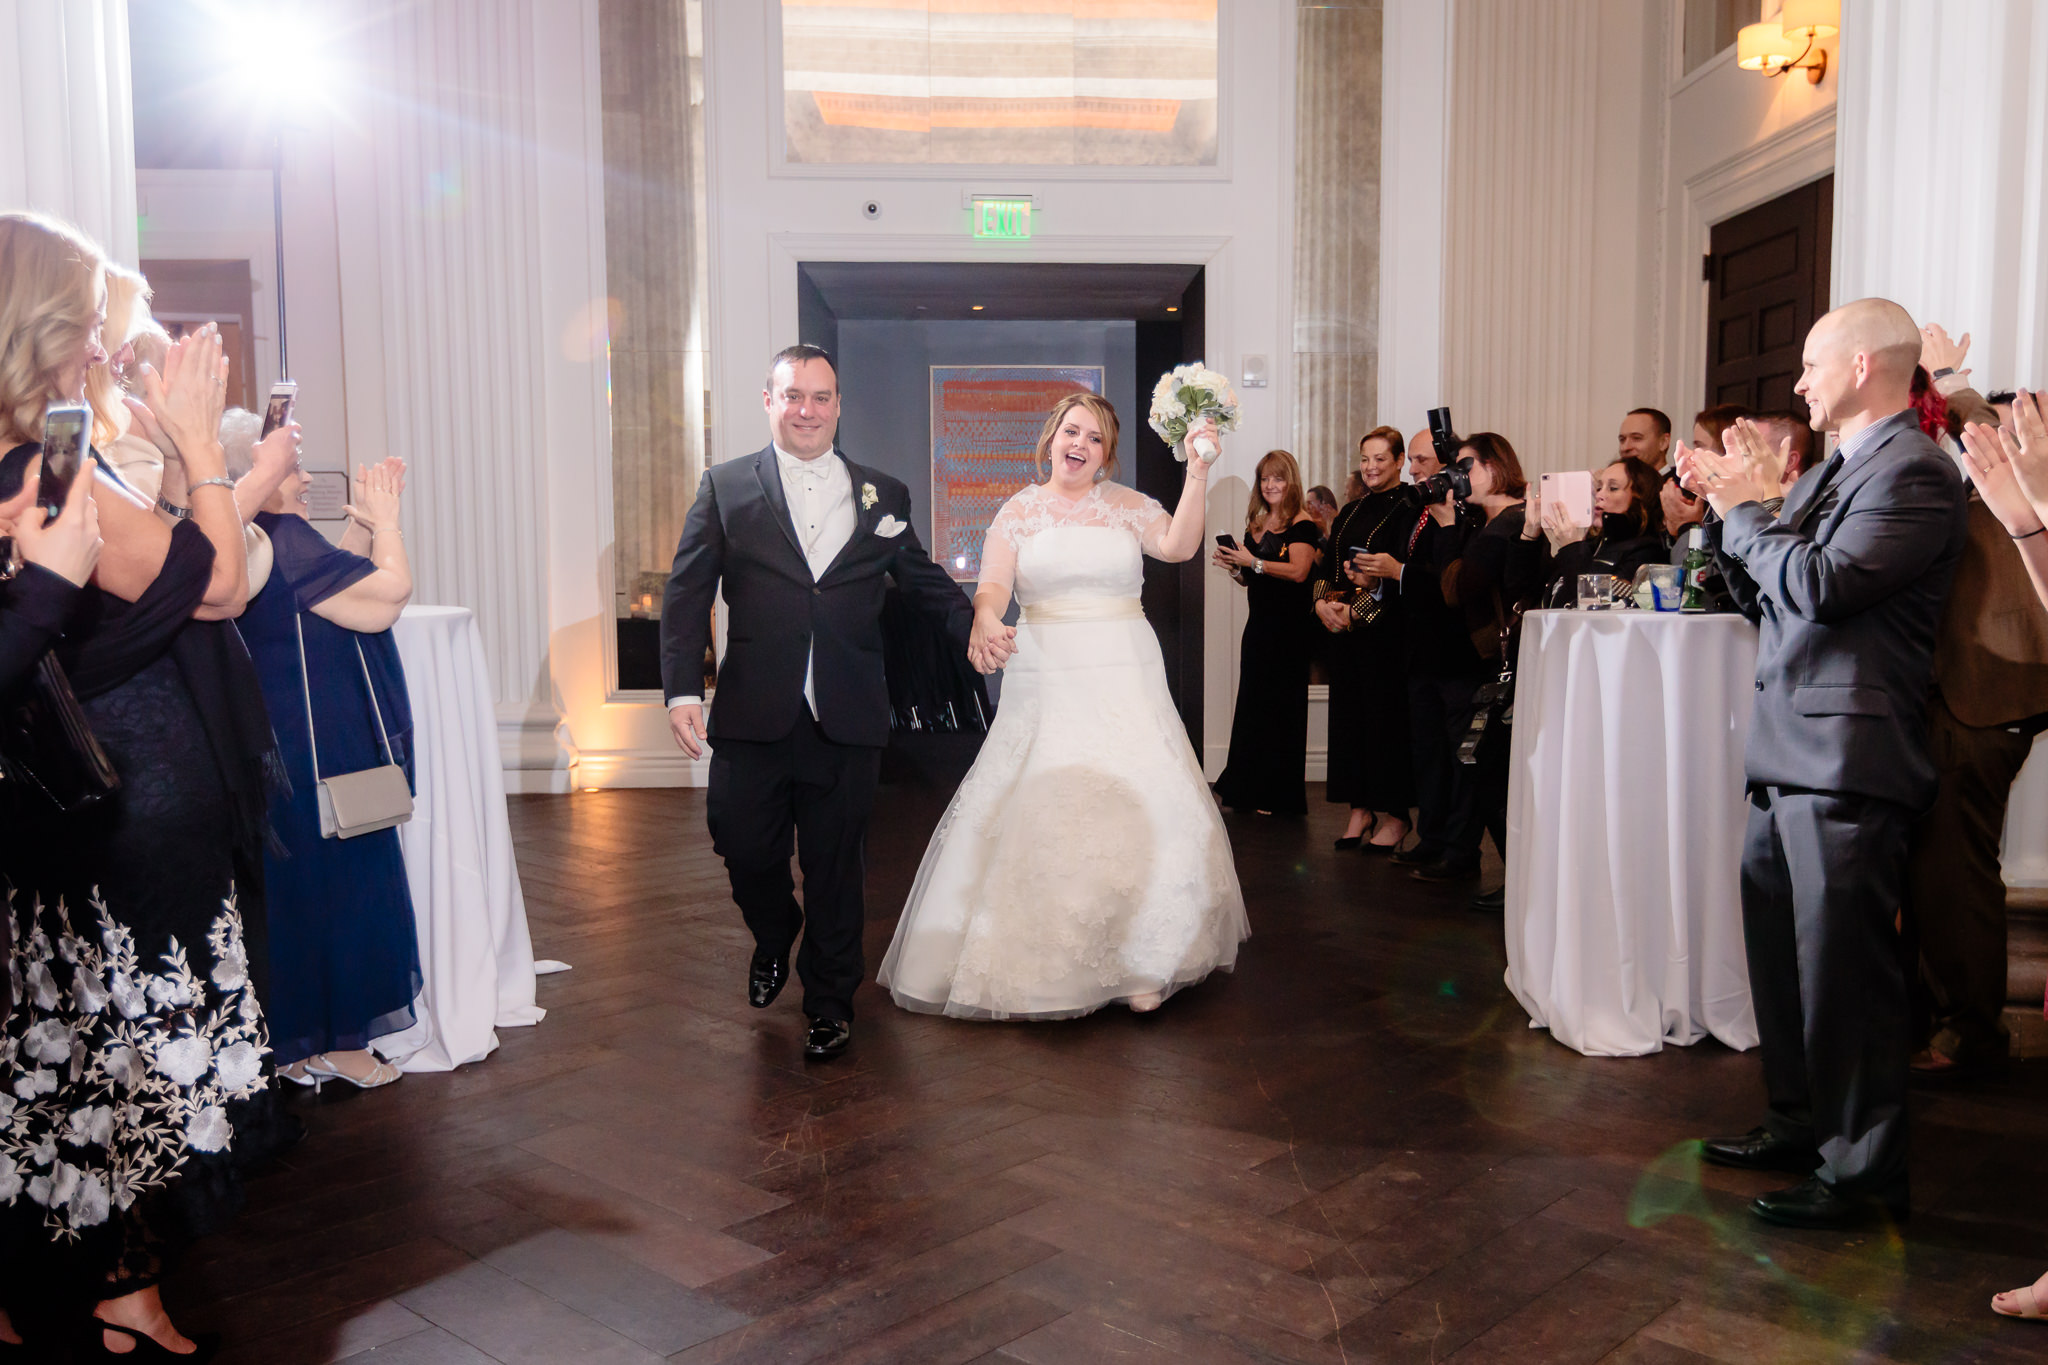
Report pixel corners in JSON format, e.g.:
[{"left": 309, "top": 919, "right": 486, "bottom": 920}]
[
  {"left": 1576, "top": 573, "right": 1617, "bottom": 611},
  {"left": 1645, "top": 564, "right": 1682, "bottom": 612}
]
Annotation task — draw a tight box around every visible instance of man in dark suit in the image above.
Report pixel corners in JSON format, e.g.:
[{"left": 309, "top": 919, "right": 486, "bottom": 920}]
[
  {"left": 661, "top": 345, "right": 979, "bottom": 1060},
  {"left": 1680, "top": 298, "right": 1968, "bottom": 1228}
]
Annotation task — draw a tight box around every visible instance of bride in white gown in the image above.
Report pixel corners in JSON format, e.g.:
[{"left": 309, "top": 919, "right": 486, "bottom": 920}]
[{"left": 878, "top": 394, "right": 1248, "bottom": 1019}]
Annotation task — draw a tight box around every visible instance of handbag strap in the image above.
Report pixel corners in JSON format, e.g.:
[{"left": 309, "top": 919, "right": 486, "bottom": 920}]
[{"left": 295, "top": 612, "right": 397, "bottom": 784}]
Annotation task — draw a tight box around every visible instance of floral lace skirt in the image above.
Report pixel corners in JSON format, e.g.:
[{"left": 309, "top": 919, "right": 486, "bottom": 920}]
[{"left": 878, "top": 607, "right": 1248, "bottom": 1020}]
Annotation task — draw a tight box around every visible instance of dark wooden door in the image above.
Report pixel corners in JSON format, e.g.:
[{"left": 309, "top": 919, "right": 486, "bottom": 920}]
[
  {"left": 1705, "top": 174, "right": 1833, "bottom": 417},
  {"left": 1135, "top": 268, "right": 1205, "bottom": 752}
]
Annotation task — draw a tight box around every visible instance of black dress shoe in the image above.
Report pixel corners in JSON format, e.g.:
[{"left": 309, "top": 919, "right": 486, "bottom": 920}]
[
  {"left": 1700, "top": 1126, "right": 1820, "bottom": 1174},
  {"left": 748, "top": 952, "right": 789, "bottom": 1009},
  {"left": 804, "top": 1015, "right": 852, "bottom": 1061},
  {"left": 1390, "top": 843, "right": 1442, "bottom": 867},
  {"left": 1750, "top": 1175, "right": 1906, "bottom": 1229},
  {"left": 1408, "top": 857, "right": 1480, "bottom": 882},
  {"left": 1333, "top": 835, "right": 1363, "bottom": 851},
  {"left": 1469, "top": 885, "right": 1505, "bottom": 912}
]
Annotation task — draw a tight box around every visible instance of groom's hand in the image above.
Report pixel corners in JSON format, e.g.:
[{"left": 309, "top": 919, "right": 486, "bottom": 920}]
[{"left": 669, "top": 702, "right": 708, "bottom": 758}]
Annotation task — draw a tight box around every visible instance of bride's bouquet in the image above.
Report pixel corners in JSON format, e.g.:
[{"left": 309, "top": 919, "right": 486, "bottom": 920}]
[{"left": 1148, "top": 363, "right": 1239, "bottom": 464}]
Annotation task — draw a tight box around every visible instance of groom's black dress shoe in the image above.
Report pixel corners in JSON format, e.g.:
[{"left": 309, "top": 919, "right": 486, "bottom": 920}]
[
  {"left": 804, "top": 1016, "right": 852, "bottom": 1061},
  {"left": 1700, "top": 1126, "right": 1820, "bottom": 1174},
  {"left": 1750, "top": 1175, "right": 1907, "bottom": 1229},
  {"left": 748, "top": 952, "right": 789, "bottom": 1009}
]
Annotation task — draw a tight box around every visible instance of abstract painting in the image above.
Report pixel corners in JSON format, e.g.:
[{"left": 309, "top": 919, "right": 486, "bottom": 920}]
[{"left": 930, "top": 365, "right": 1104, "bottom": 583}]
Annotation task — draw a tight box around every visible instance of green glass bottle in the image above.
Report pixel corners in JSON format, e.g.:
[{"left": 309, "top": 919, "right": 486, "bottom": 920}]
[{"left": 1680, "top": 526, "right": 1712, "bottom": 614}]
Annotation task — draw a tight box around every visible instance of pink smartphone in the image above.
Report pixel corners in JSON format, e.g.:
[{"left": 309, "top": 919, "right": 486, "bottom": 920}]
[{"left": 1540, "top": 470, "right": 1594, "bottom": 525}]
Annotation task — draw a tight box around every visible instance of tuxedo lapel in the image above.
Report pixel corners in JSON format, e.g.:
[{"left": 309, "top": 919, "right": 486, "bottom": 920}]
[
  {"left": 1791, "top": 414, "right": 1913, "bottom": 535},
  {"left": 752, "top": 445, "right": 808, "bottom": 568},
  {"left": 819, "top": 455, "right": 881, "bottom": 583}
]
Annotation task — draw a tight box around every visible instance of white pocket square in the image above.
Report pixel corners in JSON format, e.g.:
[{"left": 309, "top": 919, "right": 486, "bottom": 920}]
[{"left": 874, "top": 515, "right": 908, "bottom": 538}]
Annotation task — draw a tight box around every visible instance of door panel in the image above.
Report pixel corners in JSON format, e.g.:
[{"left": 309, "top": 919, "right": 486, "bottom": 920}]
[{"left": 1706, "top": 174, "right": 1833, "bottom": 421}]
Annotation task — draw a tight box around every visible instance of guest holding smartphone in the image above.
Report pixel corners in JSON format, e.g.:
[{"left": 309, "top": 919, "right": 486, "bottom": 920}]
[{"left": 1213, "top": 449, "right": 1321, "bottom": 816}]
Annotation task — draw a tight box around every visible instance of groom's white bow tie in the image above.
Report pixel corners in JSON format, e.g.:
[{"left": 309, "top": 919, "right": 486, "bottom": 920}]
[{"left": 778, "top": 450, "right": 834, "bottom": 486}]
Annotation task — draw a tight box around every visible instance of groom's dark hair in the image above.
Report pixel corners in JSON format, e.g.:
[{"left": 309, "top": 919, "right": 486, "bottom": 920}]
[{"left": 766, "top": 344, "right": 838, "bottom": 391}]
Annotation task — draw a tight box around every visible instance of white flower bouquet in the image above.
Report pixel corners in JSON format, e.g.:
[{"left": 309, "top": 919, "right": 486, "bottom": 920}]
[{"left": 1148, "top": 363, "right": 1239, "bottom": 464}]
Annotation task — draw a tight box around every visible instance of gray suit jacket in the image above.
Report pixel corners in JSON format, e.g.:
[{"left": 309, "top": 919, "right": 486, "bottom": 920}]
[{"left": 1708, "top": 410, "right": 1966, "bottom": 809}]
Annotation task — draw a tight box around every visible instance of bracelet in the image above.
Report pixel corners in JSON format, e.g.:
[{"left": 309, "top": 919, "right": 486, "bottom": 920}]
[
  {"left": 157, "top": 495, "right": 191, "bottom": 521},
  {"left": 1932, "top": 366, "right": 1956, "bottom": 381},
  {"left": 2013, "top": 524, "right": 2046, "bottom": 541},
  {"left": 190, "top": 476, "right": 236, "bottom": 493}
]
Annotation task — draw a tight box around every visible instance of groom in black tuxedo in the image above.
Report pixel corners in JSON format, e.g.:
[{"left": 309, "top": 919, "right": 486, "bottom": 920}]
[{"left": 660, "top": 345, "right": 978, "bottom": 1059}]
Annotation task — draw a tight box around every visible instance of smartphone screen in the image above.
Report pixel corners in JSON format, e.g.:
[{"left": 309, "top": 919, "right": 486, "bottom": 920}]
[
  {"left": 260, "top": 380, "right": 298, "bottom": 439},
  {"left": 38, "top": 403, "right": 91, "bottom": 525},
  {"left": 1540, "top": 470, "right": 1595, "bottom": 526}
]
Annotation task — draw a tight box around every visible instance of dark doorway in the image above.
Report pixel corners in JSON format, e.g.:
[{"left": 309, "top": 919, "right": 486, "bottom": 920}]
[
  {"left": 623, "top": 261, "right": 1208, "bottom": 747},
  {"left": 1704, "top": 174, "right": 1833, "bottom": 417}
]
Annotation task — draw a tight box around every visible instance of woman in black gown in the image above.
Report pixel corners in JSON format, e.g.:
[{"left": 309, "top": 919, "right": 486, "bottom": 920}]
[
  {"left": 1213, "top": 449, "right": 1320, "bottom": 815},
  {"left": 1315, "top": 427, "right": 1419, "bottom": 850},
  {"left": 0, "top": 212, "right": 279, "bottom": 1361}
]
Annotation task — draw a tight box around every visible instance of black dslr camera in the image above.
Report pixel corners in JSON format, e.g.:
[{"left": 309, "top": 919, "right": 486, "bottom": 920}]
[{"left": 1416, "top": 406, "right": 1472, "bottom": 506}]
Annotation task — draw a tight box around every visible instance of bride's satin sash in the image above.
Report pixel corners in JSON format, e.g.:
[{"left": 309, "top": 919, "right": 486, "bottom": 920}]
[{"left": 1021, "top": 595, "right": 1144, "bottom": 625}]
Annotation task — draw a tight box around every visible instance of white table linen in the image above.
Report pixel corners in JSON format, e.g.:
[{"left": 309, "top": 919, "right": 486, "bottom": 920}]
[
  {"left": 1504, "top": 610, "right": 1760, "bottom": 1057},
  {"left": 2001, "top": 734, "right": 2048, "bottom": 887},
  {"left": 372, "top": 606, "right": 548, "bottom": 1071}
]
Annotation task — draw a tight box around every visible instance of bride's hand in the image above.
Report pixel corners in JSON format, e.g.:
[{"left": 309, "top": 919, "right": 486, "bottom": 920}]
[{"left": 969, "top": 608, "right": 1016, "bottom": 674}]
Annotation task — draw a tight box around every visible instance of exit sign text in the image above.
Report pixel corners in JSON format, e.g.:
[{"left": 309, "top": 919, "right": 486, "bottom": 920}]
[{"left": 972, "top": 199, "right": 1032, "bottom": 239}]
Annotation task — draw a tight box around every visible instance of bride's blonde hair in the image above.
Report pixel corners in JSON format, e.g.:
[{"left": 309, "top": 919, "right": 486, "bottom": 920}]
[{"left": 1033, "top": 392, "right": 1120, "bottom": 483}]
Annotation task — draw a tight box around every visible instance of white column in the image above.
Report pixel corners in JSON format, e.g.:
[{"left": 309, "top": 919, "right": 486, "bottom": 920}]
[
  {"left": 327, "top": 0, "right": 601, "bottom": 787},
  {"left": 1834, "top": 0, "right": 2048, "bottom": 389},
  {"left": 0, "top": 0, "right": 137, "bottom": 264}
]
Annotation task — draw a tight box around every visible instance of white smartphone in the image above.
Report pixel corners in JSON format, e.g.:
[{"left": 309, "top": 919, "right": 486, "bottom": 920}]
[
  {"left": 1540, "top": 470, "right": 1594, "bottom": 526},
  {"left": 260, "top": 380, "right": 298, "bottom": 439}
]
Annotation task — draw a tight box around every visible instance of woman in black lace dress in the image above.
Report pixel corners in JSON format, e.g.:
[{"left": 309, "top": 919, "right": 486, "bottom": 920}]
[
  {"left": 1315, "top": 428, "right": 1419, "bottom": 851},
  {"left": 1212, "top": 449, "right": 1321, "bottom": 815},
  {"left": 0, "top": 212, "right": 280, "bottom": 1361}
]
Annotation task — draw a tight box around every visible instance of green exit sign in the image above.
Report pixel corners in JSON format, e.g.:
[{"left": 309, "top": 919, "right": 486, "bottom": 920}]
[{"left": 973, "top": 198, "right": 1032, "bottom": 239}]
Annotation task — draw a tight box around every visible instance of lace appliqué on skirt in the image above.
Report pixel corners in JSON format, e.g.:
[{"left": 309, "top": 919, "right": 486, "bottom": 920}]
[{"left": 0, "top": 885, "right": 269, "bottom": 1240}]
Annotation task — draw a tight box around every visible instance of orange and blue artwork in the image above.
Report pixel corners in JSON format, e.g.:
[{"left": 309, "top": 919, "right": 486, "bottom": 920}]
[{"left": 930, "top": 365, "right": 1103, "bottom": 583}]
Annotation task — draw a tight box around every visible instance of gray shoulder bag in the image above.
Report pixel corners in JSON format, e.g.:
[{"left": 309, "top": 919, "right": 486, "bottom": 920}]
[{"left": 297, "top": 613, "right": 414, "bottom": 839}]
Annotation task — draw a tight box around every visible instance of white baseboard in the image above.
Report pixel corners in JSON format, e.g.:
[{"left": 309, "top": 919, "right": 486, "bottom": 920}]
[{"left": 570, "top": 748, "right": 712, "bottom": 788}]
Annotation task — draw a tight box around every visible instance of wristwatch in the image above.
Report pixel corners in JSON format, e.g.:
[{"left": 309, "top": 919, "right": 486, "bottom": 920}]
[
  {"left": 1252, "top": 559, "right": 1265, "bottom": 575},
  {"left": 1932, "top": 366, "right": 1956, "bottom": 380}
]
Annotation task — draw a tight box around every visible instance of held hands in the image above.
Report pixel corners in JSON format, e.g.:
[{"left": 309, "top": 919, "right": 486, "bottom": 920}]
[
  {"left": 13, "top": 456, "right": 102, "bottom": 587},
  {"left": 140, "top": 325, "right": 230, "bottom": 479},
  {"left": 1314, "top": 597, "right": 1350, "bottom": 633},
  {"left": 967, "top": 607, "right": 1017, "bottom": 675},
  {"left": 669, "top": 701, "right": 707, "bottom": 759}
]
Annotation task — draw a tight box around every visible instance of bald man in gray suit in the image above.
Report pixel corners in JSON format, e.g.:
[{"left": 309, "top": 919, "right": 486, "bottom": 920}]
[{"left": 1679, "top": 299, "right": 1967, "bottom": 1229}]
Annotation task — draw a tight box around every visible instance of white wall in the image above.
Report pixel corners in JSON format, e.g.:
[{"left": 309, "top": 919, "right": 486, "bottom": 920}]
[{"left": 699, "top": 2, "right": 1299, "bottom": 778}]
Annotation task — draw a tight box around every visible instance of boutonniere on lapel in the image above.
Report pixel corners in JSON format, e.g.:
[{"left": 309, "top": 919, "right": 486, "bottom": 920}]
[
  {"left": 860, "top": 483, "right": 878, "bottom": 510},
  {"left": 874, "top": 514, "right": 907, "bottom": 538}
]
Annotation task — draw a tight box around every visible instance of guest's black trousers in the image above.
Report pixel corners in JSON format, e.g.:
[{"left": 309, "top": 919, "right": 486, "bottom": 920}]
[
  {"left": 706, "top": 717, "right": 880, "bottom": 1023},
  {"left": 1742, "top": 787, "right": 1913, "bottom": 1196}
]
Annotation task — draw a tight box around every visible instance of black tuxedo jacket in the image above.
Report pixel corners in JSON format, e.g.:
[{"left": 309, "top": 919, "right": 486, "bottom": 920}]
[
  {"left": 1708, "top": 410, "right": 1966, "bottom": 809},
  {"left": 660, "top": 446, "right": 973, "bottom": 748}
]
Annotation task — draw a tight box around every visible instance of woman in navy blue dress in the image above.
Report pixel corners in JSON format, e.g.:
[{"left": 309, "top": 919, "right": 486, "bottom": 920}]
[{"left": 228, "top": 411, "right": 420, "bottom": 1090}]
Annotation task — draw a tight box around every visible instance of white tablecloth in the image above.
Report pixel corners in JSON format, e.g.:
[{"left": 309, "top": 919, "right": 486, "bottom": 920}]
[
  {"left": 372, "top": 605, "right": 548, "bottom": 1072},
  {"left": 2001, "top": 734, "right": 2048, "bottom": 887},
  {"left": 1504, "top": 610, "right": 1760, "bottom": 1057}
]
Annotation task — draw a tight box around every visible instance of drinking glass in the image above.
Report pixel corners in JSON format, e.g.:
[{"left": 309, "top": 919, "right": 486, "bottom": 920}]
[{"left": 1576, "top": 573, "right": 1617, "bottom": 610}]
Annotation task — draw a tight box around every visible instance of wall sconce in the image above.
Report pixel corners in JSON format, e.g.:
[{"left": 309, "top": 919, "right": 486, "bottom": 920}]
[{"left": 1738, "top": 0, "right": 1836, "bottom": 84}]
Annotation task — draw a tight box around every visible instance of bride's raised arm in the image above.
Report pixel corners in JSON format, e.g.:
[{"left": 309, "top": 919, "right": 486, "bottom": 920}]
[{"left": 1143, "top": 416, "right": 1217, "bottom": 562}]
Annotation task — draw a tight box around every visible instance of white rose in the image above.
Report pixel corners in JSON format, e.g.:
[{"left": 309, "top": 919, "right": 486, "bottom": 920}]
[
  {"left": 210, "top": 943, "right": 248, "bottom": 992},
  {"left": 146, "top": 973, "right": 195, "bottom": 1010},
  {"left": 63, "top": 1104, "right": 116, "bottom": 1148},
  {"left": 186, "top": 1106, "right": 231, "bottom": 1153},
  {"left": 154, "top": 1035, "right": 213, "bottom": 1087},
  {"left": 213, "top": 1040, "right": 264, "bottom": 1092},
  {"left": 24, "top": 1020, "right": 71, "bottom": 1065},
  {"left": 109, "top": 974, "right": 147, "bottom": 1019},
  {"left": 101, "top": 1045, "right": 147, "bottom": 1090},
  {"left": 67, "top": 1171, "right": 111, "bottom": 1227}
]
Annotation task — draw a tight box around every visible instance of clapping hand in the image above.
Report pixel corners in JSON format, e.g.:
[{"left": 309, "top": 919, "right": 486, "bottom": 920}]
[
  {"left": 1722, "top": 418, "right": 1790, "bottom": 490},
  {"left": 8, "top": 455, "right": 101, "bottom": 587},
  {"left": 1961, "top": 390, "right": 2048, "bottom": 534},
  {"left": 343, "top": 458, "right": 406, "bottom": 532},
  {"left": 1682, "top": 443, "right": 1775, "bottom": 517},
  {"left": 140, "top": 326, "right": 230, "bottom": 479}
]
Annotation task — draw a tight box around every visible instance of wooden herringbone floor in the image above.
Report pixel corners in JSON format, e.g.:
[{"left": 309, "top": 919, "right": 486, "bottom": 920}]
[{"left": 157, "top": 766, "right": 2048, "bottom": 1363}]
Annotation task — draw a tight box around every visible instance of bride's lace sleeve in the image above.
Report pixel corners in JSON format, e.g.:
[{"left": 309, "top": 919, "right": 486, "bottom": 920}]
[
  {"left": 1103, "top": 484, "right": 1174, "bottom": 559},
  {"left": 977, "top": 488, "right": 1032, "bottom": 594}
]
